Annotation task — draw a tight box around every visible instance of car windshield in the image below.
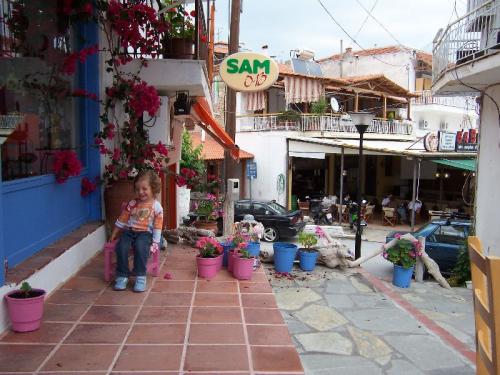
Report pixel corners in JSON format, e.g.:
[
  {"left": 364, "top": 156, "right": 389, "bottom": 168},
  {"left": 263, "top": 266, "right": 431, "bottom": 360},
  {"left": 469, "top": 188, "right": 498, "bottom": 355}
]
[
  {"left": 267, "top": 201, "right": 288, "bottom": 215},
  {"left": 414, "top": 223, "right": 438, "bottom": 236}
]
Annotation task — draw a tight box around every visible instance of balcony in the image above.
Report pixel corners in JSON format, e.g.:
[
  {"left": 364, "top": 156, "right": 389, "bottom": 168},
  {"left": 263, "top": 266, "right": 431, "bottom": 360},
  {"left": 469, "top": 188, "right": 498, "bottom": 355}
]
[
  {"left": 412, "top": 91, "right": 477, "bottom": 111},
  {"left": 433, "top": 0, "right": 500, "bottom": 93},
  {"left": 237, "top": 114, "right": 414, "bottom": 137}
]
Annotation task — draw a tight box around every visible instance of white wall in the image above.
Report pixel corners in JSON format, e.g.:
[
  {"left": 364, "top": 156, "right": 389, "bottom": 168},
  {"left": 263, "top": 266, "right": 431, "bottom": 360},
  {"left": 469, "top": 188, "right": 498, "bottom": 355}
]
[
  {"left": 475, "top": 86, "right": 500, "bottom": 256},
  {"left": 235, "top": 131, "right": 288, "bottom": 206},
  {"left": 321, "top": 51, "right": 415, "bottom": 91},
  {"left": 412, "top": 105, "right": 478, "bottom": 138}
]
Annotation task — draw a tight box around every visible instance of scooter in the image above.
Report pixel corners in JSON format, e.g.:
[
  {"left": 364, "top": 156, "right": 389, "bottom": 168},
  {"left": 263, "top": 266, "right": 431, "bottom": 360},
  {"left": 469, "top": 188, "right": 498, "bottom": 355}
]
[
  {"left": 309, "top": 198, "right": 334, "bottom": 225},
  {"left": 348, "top": 200, "right": 368, "bottom": 233}
]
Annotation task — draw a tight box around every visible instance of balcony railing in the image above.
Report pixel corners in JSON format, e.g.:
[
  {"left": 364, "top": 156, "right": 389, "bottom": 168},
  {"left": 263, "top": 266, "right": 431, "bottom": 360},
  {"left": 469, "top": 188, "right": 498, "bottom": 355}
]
[
  {"left": 412, "top": 90, "right": 477, "bottom": 110},
  {"left": 237, "top": 114, "right": 414, "bottom": 136},
  {"left": 433, "top": 0, "right": 500, "bottom": 82}
]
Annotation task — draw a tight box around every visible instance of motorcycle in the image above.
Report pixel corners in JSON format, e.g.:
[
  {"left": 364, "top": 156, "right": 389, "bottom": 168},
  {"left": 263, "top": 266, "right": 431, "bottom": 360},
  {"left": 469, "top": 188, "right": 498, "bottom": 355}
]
[
  {"left": 348, "top": 199, "right": 368, "bottom": 234},
  {"left": 309, "top": 198, "right": 334, "bottom": 225}
]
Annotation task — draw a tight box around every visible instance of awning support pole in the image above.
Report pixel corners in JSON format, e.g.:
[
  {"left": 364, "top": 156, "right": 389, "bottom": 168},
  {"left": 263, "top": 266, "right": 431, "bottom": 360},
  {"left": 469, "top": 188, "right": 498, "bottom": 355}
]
[
  {"left": 410, "top": 158, "right": 418, "bottom": 232},
  {"left": 339, "top": 147, "right": 345, "bottom": 223},
  {"left": 354, "top": 91, "right": 359, "bottom": 112},
  {"left": 383, "top": 95, "right": 387, "bottom": 119}
]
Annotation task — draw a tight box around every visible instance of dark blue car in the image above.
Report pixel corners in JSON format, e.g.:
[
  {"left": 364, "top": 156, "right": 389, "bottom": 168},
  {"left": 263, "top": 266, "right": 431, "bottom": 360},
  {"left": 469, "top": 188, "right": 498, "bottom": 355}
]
[{"left": 386, "top": 218, "right": 471, "bottom": 274}]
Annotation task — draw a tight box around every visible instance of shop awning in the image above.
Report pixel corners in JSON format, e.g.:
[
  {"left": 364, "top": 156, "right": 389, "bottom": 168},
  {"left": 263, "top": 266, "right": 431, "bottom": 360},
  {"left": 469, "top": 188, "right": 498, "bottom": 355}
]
[
  {"left": 192, "top": 97, "right": 240, "bottom": 159},
  {"left": 432, "top": 158, "right": 476, "bottom": 172}
]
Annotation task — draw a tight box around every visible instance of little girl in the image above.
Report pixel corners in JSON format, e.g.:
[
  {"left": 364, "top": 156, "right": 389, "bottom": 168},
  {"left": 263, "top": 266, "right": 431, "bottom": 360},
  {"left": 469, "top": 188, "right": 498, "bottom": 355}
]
[{"left": 110, "top": 170, "right": 163, "bottom": 292}]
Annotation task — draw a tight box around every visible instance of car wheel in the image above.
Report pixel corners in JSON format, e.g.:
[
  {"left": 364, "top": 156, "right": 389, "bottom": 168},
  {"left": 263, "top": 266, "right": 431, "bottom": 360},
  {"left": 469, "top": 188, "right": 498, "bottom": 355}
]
[{"left": 263, "top": 226, "right": 279, "bottom": 242}]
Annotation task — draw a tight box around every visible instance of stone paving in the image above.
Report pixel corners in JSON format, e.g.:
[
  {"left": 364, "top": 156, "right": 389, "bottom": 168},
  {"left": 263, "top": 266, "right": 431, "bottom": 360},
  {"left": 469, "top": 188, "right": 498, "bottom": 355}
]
[{"left": 265, "top": 263, "right": 476, "bottom": 375}]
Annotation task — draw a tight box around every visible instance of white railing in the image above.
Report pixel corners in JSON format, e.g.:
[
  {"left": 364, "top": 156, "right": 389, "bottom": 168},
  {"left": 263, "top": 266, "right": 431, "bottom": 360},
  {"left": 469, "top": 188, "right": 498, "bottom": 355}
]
[
  {"left": 412, "top": 90, "right": 477, "bottom": 110},
  {"left": 237, "top": 114, "right": 414, "bottom": 136},
  {"left": 433, "top": 0, "right": 500, "bottom": 82}
]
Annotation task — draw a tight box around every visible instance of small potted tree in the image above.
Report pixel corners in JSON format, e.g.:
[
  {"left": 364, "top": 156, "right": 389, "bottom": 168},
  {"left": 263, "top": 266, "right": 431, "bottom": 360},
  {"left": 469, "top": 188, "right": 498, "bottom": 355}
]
[
  {"left": 195, "top": 237, "right": 223, "bottom": 278},
  {"left": 383, "top": 235, "right": 422, "bottom": 288},
  {"left": 233, "top": 243, "right": 255, "bottom": 280},
  {"left": 298, "top": 232, "right": 319, "bottom": 271},
  {"left": 5, "top": 282, "right": 46, "bottom": 332}
]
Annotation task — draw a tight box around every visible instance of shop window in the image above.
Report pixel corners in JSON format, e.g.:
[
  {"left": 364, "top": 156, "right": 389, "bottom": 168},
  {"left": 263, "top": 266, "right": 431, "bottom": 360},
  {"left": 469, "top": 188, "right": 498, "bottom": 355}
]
[{"left": 1, "top": 1, "right": 83, "bottom": 181}]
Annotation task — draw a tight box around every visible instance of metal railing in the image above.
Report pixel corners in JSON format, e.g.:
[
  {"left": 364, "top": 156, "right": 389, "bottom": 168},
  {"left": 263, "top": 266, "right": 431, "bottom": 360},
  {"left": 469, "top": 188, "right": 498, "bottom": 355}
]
[
  {"left": 433, "top": 0, "right": 500, "bottom": 82},
  {"left": 237, "top": 114, "right": 414, "bottom": 136},
  {"left": 412, "top": 90, "right": 477, "bottom": 110}
]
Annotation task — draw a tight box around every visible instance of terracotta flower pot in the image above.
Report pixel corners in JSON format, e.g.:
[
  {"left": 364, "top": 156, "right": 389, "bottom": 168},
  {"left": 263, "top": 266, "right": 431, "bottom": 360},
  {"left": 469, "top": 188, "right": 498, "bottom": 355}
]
[
  {"left": 194, "top": 220, "right": 218, "bottom": 235},
  {"left": 104, "top": 179, "right": 135, "bottom": 231},
  {"left": 5, "top": 289, "right": 46, "bottom": 332}
]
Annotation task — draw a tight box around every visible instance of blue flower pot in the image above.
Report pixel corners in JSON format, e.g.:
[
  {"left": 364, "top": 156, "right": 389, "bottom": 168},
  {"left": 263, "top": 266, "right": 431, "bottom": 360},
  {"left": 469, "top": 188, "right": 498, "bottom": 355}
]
[
  {"left": 392, "top": 264, "right": 414, "bottom": 288},
  {"left": 273, "top": 242, "right": 298, "bottom": 273},
  {"left": 298, "top": 249, "right": 319, "bottom": 272},
  {"left": 220, "top": 242, "right": 234, "bottom": 267},
  {"left": 247, "top": 242, "right": 260, "bottom": 257}
]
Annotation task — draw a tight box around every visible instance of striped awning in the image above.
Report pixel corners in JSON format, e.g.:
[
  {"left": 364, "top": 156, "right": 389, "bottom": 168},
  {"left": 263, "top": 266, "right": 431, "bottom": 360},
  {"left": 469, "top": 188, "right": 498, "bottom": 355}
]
[
  {"left": 284, "top": 76, "right": 324, "bottom": 104},
  {"left": 245, "top": 91, "right": 266, "bottom": 111}
]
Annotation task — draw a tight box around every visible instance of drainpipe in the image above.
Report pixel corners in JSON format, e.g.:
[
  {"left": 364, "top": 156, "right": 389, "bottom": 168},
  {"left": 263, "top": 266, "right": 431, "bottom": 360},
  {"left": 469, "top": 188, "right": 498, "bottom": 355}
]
[{"left": 339, "top": 39, "right": 343, "bottom": 78}]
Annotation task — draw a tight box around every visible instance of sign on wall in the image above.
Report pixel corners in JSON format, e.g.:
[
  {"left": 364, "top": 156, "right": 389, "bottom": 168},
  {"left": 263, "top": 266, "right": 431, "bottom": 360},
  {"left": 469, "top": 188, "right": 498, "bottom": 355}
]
[
  {"left": 246, "top": 161, "right": 257, "bottom": 179},
  {"left": 220, "top": 52, "right": 279, "bottom": 92},
  {"left": 423, "top": 132, "right": 439, "bottom": 152},
  {"left": 438, "top": 131, "right": 457, "bottom": 152},
  {"left": 456, "top": 129, "right": 479, "bottom": 152}
]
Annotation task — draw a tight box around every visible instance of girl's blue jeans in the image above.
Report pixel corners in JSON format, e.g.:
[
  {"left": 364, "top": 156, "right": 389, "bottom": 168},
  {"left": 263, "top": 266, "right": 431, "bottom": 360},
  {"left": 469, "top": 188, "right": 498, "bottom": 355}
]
[{"left": 115, "top": 230, "right": 152, "bottom": 277}]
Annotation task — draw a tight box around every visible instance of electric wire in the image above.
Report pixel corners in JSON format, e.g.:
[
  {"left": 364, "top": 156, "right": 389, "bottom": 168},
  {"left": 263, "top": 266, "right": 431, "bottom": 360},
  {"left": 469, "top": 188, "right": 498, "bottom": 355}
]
[
  {"left": 353, "top": 0, "right": 379, "bottom": 40},
  {"left": 354, "top": 0, "right": 405, "bottom": 48}
]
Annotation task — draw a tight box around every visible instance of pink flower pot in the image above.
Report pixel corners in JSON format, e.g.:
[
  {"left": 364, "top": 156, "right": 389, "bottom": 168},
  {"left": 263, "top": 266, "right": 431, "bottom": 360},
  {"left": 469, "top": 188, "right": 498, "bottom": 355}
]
[
  {"left": 233, "top": 256, "right": 254, "bottom": 280},
  {"left": 228, "top": 250, "right": 239, "bottom": 274},
  {"left": 215, "top": 253, "right": 223, "bottom": 271},
  {"left": 5, "top": 289, "right": 46, "bottom": 332},
  {"left": 196, "top": 255, "right": 219, "bottom": 279}
]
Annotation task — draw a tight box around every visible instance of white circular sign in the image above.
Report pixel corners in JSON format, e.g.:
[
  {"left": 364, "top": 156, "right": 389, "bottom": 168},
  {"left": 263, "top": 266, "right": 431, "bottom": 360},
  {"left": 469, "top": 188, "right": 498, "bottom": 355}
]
[{"left": 220, "top": 52, "right": 279, "bottom": 92}]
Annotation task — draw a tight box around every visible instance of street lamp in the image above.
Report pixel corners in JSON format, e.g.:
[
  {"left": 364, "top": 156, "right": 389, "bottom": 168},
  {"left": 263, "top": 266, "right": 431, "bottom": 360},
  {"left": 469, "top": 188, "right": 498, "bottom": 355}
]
[{"left": 349, "top": 111, "right": 375, "bottom": 260}]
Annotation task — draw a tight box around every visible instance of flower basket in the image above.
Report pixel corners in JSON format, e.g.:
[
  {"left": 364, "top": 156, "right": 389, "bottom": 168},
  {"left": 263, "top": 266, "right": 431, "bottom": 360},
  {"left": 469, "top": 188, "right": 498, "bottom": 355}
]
[
  {"left": 273, "top": 242, "right": 298, "bottom": 273},
  {"left": 383, "top": 236, "right": 422, "bottom": 289},
  {"left": 5, "top": 283, "right": 45, "bottom": 332},
  {"left": 392, "top": 265, "right": 414, "bottom": 288},
  {"left": 195, "top": 237, "right": 223, "bottom": 278},
  {"left": 228, "top": 249, "right": 239, "bottom": 273}
]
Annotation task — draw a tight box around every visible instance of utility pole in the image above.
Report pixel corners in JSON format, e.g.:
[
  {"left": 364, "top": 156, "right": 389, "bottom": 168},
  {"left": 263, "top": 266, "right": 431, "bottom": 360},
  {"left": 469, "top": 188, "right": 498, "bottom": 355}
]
[{"left": 224, "top": 0, "right": 241, "bottom": 181}]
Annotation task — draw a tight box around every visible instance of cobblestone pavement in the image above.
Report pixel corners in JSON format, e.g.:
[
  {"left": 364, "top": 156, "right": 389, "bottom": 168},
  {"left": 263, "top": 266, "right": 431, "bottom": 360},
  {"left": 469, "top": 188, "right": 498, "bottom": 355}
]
[{"left": 264, "top": 263, "right": 476, "bottom": 375}]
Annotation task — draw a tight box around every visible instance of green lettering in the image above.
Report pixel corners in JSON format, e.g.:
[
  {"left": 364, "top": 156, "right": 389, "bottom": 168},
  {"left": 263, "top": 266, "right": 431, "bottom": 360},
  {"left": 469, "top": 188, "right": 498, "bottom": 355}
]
[
  {"left": 253, "top": 59, "right": 270, "bottom": 74},
  {"left": 226, "top": 58, "right": 239, "bottom": 74},
  {"left": 238, "top": 59, "right": 253, "bottom": 74}
]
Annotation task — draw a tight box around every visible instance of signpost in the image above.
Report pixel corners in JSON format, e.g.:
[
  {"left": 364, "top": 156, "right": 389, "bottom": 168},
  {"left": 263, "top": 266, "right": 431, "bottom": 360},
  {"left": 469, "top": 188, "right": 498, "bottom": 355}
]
[
  {"left": 438, "top": 131, "right": 457, "bottom": 152},
  {"left": 246, "top": 161, "right": 257, "bottom": 201}
]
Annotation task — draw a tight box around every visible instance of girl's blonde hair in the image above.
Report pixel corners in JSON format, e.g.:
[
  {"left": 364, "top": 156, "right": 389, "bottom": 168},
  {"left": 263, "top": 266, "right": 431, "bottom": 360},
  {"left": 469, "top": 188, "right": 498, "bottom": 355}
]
[{"left": 134, "top": 170, "right": 161, "bottom": 195}]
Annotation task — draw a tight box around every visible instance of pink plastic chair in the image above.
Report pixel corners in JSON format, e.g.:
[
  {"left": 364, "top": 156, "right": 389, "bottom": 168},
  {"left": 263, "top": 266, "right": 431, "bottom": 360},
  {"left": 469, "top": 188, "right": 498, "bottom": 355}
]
[{"left": 104, "top": 239, "right": 160, "bottom": 282}]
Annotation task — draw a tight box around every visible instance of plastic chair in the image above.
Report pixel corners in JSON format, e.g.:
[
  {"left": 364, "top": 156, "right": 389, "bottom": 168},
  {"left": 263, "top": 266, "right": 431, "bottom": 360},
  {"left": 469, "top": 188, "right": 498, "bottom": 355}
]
[
  {"left": 382, "top": 207, "right": 397, "bottom": 226},
  {"left": 364, "top": 205, "right": 375, "bottom": 223},
  {"left": 104, "top": 239, "right": 160, "bottom": 282},
  {"left": 298, "top": 201, "right": 310, "bottom": 217}
]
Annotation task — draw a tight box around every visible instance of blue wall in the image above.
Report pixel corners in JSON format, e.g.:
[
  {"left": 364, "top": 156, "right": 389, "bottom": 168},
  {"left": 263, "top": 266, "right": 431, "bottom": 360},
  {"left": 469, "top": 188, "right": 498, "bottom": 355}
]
[{"left": 0, "top": 20, "right": 101, "bottom": 282}]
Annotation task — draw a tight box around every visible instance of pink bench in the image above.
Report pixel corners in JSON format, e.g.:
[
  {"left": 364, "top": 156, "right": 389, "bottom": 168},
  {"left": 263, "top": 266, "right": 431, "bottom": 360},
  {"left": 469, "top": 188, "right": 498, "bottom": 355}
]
[{"left": 103, "top": 240, "right": 160, "bottom": 282}]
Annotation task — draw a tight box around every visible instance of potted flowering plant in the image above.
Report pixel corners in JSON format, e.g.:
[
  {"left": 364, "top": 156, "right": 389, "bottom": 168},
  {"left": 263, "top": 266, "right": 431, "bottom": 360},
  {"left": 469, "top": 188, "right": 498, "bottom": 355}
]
[
  {"left": 195, "top": 237, "right": 223, "bottom": 279},
  {"left": 5, "top": 282, "right": 46, "bottom": 332},
  {"left": 233, "top": 243, "right": 255, "bottom": 280},
  {"left": 162, "top": 1, "right": 195, "bottom": 58},
  {"left": 227, "top": 233, "right": 250, "bottom": 273},
  {"left": 193, "top": 193, "right": 223, "bottom": 234},
  {"left": 383, "top": 234, "right": 422, "bottom": 288},
  {"left": 298, "top": 232, "right": 319, "bottom": 272}
]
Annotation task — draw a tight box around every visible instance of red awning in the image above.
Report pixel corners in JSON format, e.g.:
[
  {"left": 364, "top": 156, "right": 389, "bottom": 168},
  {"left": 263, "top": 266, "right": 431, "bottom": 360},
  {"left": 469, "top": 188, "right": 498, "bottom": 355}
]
[{"left": 192, "top": 97, "right": 240, "bottom": 159}]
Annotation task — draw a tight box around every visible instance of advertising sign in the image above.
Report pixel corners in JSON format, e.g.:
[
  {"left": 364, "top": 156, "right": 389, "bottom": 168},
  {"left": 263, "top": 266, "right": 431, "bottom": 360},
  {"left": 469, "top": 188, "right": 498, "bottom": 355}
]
[
  {"left": 438, "top": 131, "right": 457, "bottom": 152},
  {"left": 423, "top": 132, "right": 438, "bottom": 152},
  {"left": 220, "top": 52, "right": 279, "bottom": 92},
  {"left": 456, "top": 129, "right": 479, "bottom": 152}
]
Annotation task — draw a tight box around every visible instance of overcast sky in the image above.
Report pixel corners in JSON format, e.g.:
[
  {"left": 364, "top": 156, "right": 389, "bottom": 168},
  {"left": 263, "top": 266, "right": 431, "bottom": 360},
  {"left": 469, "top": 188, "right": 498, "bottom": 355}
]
[{"left": 214, "top": 0, "right": 467, "bottom": 61}]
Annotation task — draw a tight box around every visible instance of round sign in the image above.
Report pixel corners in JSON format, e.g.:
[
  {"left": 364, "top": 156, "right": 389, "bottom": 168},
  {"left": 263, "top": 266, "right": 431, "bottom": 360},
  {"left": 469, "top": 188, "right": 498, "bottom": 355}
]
[
  {"left": 423, "top": 132, "right": 439, "bottom": 152},
  {"left": 220, "top": 52, "right": 279, "bottom": 92}
]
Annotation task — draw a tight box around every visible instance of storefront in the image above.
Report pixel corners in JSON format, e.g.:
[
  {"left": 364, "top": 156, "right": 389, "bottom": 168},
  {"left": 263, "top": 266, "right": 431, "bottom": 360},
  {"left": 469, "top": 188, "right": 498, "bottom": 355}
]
[{"left": 0, "top": 18, "right": 101, "bottom": 284}]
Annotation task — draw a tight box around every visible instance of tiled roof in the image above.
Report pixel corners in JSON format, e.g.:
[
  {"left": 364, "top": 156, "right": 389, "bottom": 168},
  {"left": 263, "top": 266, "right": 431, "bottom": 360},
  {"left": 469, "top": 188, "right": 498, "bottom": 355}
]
[
  {"left": 318, "top": 45, "right": 412, "bottom": 62},
  {"left": 340, "top": 74, "right": 417, "bottom": 98},
  {"left": 416, "top": 51, "right": 432, "bottom": 66},
  {"left": 214, "top": 41, "right": 229, "bottom": 55},
  {"left": 191, "top": 131, "right": 254, "bottom": 161}
]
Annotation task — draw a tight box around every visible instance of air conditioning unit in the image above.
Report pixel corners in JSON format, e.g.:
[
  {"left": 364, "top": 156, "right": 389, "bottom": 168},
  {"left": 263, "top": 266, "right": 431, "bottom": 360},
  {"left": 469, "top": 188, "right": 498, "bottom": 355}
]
[
  {"left": 419, "top": 120, "right": 429, "bottom": 130},
  {"left": 440, "top": 121, "right": 449, "bottom": 130}
]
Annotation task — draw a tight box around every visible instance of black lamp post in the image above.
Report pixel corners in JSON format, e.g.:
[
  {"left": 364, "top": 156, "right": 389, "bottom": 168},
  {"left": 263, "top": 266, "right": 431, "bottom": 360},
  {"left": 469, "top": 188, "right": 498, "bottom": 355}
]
[{"left": 349, "top": 112, "right": 375, "bottom": 260}]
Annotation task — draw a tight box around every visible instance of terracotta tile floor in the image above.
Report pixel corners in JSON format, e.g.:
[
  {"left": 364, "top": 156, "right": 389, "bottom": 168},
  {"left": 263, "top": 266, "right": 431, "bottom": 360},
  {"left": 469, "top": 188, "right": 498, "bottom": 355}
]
[{"left": 0, "top": 243, "right": 304, "bottom": 375}]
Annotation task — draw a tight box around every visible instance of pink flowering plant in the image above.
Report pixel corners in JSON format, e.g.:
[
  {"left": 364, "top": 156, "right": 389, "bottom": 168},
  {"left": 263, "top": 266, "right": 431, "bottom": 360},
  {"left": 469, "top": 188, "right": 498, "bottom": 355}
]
[
  {"left": 195, "top": 193, "right": 223, "bottom": 221},
  {"left": 383, "top": 235, "right": 422, "bottom": 269},
  {"left": 195, "top": 237, "right": 223, "bottom": 258},
  {"left": 236, "top": 242, "right": 253, "bottom": 259}
]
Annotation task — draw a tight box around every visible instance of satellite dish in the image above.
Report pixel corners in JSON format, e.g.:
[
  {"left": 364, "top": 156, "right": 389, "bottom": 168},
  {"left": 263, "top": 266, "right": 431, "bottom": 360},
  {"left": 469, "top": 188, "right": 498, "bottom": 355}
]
[{"left": 330, "top": 97, "right": 340, "bottom": 112}]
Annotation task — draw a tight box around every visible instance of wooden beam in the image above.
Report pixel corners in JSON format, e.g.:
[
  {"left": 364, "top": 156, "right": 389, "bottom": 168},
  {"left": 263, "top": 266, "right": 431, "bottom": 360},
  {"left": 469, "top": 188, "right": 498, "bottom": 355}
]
[{"left": 383, "top": 95, "right": 387, "bottom": 119}]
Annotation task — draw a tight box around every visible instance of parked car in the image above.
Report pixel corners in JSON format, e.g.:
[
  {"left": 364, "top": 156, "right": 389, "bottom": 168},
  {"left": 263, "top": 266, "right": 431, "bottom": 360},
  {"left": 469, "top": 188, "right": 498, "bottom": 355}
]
[
  {"left": 386, "top": 218, "right": 471, "bottom": 274},
  {"left": 234, "top": 200, "right": 306, "bottom": 242}
]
